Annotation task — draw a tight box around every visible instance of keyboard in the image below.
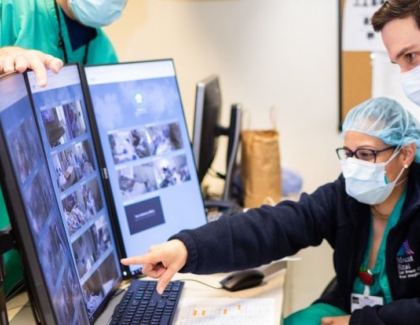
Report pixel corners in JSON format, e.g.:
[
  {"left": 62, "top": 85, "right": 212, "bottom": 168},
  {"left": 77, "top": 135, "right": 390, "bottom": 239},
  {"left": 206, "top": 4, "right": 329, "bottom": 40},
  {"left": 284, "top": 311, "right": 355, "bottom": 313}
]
[{"left": 110, "top": 280, "right": 184, "bottom": 325}]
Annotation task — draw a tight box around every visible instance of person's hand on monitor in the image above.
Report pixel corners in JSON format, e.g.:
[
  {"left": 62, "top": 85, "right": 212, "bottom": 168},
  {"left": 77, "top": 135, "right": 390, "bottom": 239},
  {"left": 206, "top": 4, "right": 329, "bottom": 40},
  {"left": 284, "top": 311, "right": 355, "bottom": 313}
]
[
  {"left": 121, "top": 239, "right": 188, "bottom": 294},
  {"left": 0, "top": 46, "right": 63, "bottom": 87}
]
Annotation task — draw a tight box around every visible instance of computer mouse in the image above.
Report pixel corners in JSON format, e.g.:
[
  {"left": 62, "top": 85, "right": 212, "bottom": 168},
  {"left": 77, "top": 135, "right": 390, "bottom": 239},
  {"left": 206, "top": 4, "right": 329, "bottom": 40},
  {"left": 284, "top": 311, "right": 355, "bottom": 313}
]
[{"left": 219, "top": 269, "right": 265, "bottom": 292}]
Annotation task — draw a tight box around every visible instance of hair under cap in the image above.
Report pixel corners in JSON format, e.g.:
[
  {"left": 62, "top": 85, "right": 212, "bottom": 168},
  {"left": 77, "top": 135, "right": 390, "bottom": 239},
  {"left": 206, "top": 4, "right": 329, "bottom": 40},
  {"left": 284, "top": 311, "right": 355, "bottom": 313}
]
[{"left": 342, "top": 97, "right": 420, "bottom": 163}]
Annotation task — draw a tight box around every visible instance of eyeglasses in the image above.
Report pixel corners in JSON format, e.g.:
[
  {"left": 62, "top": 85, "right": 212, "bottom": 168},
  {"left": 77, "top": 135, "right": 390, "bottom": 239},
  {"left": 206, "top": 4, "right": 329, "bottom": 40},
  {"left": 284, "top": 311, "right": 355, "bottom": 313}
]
[{"left": 335, "top": 146, "right": 396, "bottom": 163}]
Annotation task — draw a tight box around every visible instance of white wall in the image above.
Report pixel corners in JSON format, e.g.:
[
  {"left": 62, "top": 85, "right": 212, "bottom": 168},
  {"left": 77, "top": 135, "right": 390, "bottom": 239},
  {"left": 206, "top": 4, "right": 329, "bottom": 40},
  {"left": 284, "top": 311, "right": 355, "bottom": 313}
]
[{"left": 104, "top": 0, "right": 343, "bottom": 315}]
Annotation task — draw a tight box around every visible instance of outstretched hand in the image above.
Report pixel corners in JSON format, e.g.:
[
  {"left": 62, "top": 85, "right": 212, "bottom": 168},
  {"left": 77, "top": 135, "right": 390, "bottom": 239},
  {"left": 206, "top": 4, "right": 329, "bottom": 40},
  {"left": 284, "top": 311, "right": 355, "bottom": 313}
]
[
  {"left": 121, "top": 239, "right": 188, "bottom": 294},
  {"left": 0, "top": 46, "right": 63, "bottom": 87}
]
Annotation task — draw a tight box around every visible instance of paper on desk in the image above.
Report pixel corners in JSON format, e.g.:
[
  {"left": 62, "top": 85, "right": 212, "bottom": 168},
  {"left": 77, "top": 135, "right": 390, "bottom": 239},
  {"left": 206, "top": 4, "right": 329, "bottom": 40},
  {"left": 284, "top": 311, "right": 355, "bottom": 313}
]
[{"left": 174, "top": 297, "right": 275, "bottom": 324}]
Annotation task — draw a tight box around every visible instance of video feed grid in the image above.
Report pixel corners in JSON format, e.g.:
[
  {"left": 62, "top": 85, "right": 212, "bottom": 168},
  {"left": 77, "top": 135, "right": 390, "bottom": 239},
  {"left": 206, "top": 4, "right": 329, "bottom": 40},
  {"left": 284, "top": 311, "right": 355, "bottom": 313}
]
[
  {"left": 108, "top": 121, "right": 183, "bottom": 165},
  {"left": 53, "top": 139, "right": 96, "bottom": 193},
  {"left": 40, "top": 99, "right": 87, "bottom": 148},
  {"left": 62, "top": 178, "right": 104, "bottom": 237},
  {"left": 19, "top": 65, "right": 125, "bottom": 323},
  {"left": 5, "top": 110, "right": 89, "bottom": 324}
]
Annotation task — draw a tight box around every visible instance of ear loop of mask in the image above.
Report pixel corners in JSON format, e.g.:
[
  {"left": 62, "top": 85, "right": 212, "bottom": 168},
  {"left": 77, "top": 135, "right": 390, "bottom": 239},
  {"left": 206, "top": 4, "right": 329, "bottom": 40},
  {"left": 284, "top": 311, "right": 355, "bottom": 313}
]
[
  {"left": 384, "top": 109, "right": 411, "bottom": 185},
  {"left": 392, "top": 164, "right": 409, "bottom": 187},
  {"left": 393, "top": 111, "right": 411, "bottom": 186}
]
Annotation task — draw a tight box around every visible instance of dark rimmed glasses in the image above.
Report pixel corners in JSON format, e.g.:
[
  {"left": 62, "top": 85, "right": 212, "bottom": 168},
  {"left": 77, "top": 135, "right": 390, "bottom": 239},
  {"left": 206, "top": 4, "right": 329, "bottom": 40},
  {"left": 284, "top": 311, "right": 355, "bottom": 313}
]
[{"left": 335, "top": 146, "right": 396, "bottom": 163}]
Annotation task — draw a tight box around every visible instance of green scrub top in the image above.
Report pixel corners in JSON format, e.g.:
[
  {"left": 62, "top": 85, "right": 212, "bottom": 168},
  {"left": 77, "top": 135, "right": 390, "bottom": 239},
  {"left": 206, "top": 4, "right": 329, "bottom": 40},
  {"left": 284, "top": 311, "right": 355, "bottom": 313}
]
[
  {"left": 0, "top": 0, "right": 118, "bottom": 64},
  {"left": 353, "top": 190, "right": 406, "bottom": 304},
  {"left": 0, "top": 0, "right": 118, "bottom": 294}
]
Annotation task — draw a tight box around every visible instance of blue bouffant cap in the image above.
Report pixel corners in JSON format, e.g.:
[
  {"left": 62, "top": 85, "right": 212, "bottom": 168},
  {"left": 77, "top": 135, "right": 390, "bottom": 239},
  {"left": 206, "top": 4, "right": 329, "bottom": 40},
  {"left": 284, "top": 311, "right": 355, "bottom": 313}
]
[{"left": 341, "top": 97, "right": 420, "bottom": 163}]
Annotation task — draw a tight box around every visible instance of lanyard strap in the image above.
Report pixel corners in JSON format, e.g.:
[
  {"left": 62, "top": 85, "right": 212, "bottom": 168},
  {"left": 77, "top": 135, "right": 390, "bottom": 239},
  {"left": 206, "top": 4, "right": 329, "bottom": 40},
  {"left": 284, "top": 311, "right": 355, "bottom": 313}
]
[
  {"left": 53, "top": 1, "right": 93, "bottom": 65},
  {"left": 53, "top": 1, "right": 69, "bottom": 63}
]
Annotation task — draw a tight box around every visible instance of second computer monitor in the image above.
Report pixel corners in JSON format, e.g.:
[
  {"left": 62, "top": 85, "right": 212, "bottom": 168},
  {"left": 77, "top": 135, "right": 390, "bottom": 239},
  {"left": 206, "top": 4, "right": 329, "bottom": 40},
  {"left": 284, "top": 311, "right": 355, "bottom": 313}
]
[
  {"left": 192, "top": 75, "right": 241, "bottom": 203},
  {"left": 83, "top": 60, "right": 208, "bottom": 278}
]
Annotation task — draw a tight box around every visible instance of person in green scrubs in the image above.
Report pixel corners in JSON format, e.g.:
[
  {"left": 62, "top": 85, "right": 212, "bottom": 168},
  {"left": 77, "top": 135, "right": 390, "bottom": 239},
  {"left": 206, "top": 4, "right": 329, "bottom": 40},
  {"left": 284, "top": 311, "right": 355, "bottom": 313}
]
[{"left": 0, "top": 0, "right": 127, "bottom": 296}]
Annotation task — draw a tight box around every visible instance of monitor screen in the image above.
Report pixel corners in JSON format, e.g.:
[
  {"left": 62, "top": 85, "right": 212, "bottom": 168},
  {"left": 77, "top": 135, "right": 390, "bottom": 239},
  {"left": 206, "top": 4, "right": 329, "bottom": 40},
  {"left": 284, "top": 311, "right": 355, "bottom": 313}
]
[
  {"left": 83, "top": 59, "right": 208, "bottom": 278},
  {"left": 0, "top": 67, "right": 122, "bottom": 324}
]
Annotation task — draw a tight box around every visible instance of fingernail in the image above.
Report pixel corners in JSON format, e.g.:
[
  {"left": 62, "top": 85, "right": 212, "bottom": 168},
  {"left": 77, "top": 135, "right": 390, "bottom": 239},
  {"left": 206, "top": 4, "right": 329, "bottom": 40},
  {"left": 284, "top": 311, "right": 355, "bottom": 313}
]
[{"left": 37, "top": 78, "right": 47, "bottom": 88}]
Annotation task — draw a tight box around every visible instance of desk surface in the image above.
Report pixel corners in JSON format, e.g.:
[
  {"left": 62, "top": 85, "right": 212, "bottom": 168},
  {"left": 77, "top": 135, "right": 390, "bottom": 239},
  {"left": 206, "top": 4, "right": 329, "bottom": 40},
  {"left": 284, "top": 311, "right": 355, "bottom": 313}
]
[{"left": 7, "top": 261, "right": 287, "bottom": 325}]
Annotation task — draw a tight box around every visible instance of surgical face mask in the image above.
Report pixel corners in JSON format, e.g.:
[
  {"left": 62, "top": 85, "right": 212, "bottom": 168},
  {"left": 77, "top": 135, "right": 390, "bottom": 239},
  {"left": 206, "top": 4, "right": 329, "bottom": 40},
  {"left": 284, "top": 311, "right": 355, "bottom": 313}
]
[
  {"left": 401, "top": 64, "right": 420, "bottom": 107},
  {"left": 69, "top": 0, "right": 128, "bottom": 28},
  {"left": 340, "top": 150, "right": 406, "bottom": 205}
]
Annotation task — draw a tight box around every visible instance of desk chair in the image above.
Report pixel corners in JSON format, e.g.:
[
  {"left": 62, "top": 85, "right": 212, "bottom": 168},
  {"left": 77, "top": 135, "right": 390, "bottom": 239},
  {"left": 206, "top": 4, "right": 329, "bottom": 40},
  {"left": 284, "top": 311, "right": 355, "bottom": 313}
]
[{"left": 320, "top": 276, "right": 337, "bottom": 297}]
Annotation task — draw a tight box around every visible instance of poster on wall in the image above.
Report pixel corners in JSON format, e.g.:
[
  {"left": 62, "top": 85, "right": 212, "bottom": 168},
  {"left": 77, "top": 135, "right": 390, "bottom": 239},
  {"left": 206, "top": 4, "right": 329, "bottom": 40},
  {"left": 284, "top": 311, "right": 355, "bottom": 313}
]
[
  {"left": 340, "top": 0, "right": 420, "bottom": 125},
  {"left": 342, "top": 0, "right": 386, "bottom": 52}
]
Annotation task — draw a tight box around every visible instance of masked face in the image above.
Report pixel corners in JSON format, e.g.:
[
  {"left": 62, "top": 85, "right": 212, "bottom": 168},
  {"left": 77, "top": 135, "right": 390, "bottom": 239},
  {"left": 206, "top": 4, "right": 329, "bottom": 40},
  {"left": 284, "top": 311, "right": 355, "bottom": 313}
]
[
  {"left": 381, "top": 16, "right": 420, "bottom": 106},
  {"left": 340, "top": 154, "right": 405, "bottom": 205},
  {"left": 401, "top": 65, "right": 420, "bottom": 107},
  {"left": 69, "top": 0, "right": 128, "bottom": 28},
  {"left": 340, "top": 131, "right": 409, "bottom": 205}
]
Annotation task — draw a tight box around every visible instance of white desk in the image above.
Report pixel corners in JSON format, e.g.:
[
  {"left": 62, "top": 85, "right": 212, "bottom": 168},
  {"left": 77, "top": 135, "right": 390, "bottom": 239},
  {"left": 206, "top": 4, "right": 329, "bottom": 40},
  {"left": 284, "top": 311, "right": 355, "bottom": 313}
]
[{"left": 7, "top": 261, "right": 287, "bottom": 325}]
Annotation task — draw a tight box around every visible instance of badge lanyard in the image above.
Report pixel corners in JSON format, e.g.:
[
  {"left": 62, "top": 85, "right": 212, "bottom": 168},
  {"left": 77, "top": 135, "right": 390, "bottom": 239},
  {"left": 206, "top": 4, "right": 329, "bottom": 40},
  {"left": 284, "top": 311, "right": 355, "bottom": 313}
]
[{"left": 351, "top": 266, "right": 383, "bottom": 312}]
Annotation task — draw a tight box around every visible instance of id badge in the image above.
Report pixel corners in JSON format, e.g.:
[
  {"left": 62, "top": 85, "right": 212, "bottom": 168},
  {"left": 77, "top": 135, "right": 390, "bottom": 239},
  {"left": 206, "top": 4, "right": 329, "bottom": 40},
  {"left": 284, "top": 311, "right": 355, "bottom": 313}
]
[{"left": 351, "top": 293, "right": 383, "bottom": 312}]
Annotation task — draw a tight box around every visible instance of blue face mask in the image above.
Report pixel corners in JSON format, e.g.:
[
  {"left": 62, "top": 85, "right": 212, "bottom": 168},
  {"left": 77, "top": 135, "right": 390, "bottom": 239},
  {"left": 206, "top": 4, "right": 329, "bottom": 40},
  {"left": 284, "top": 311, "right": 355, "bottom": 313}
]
[
  {"left": 69, "top": 0, "right": 128, "bottom": 28},
  {"left": 340, "top": 149, "right": 406, "bottom": 205}
]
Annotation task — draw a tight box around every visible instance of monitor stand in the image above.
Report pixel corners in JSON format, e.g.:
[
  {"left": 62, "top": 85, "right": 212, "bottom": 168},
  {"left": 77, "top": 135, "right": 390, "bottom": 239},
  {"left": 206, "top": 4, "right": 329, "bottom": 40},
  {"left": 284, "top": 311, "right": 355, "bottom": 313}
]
[
  {"left": 221, "top": 103, "right": 242, "bottom": 203},
  {"left": 201, "top": 103, "right": 243, "bottom": 218},
  {"left": 209, "top": 103, "right": 242, "bottom": 209}
]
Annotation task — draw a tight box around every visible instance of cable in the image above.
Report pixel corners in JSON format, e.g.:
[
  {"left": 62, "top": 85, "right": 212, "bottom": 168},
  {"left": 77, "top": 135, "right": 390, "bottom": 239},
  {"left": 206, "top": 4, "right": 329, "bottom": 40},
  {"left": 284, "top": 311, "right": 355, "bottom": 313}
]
[{"left": 177, "top": 278, "right": 223, "bottom": 290}]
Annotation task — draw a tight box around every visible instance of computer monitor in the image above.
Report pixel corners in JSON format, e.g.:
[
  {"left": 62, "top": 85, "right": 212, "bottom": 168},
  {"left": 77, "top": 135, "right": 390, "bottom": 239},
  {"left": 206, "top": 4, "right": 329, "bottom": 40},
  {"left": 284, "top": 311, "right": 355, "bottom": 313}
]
[
  {"left": 0, "top": 60, "right": 208, "bottom": 324},
  {"left": 192, "top": 75, "right": 242, "bottom": 204},
  {"left": 0, "top": 67, "right": 122, "bottom": 324},
  {"left": 83, "top": 60, "right": 208, "bottom": 278}
]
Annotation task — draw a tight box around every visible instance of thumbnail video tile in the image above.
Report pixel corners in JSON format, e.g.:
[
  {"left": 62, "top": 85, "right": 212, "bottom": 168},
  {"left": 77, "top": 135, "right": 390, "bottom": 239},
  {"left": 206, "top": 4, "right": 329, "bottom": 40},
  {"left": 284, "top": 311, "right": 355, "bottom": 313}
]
[{"left": 40, "top": 100, "right": 87, "bottom": 148}]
